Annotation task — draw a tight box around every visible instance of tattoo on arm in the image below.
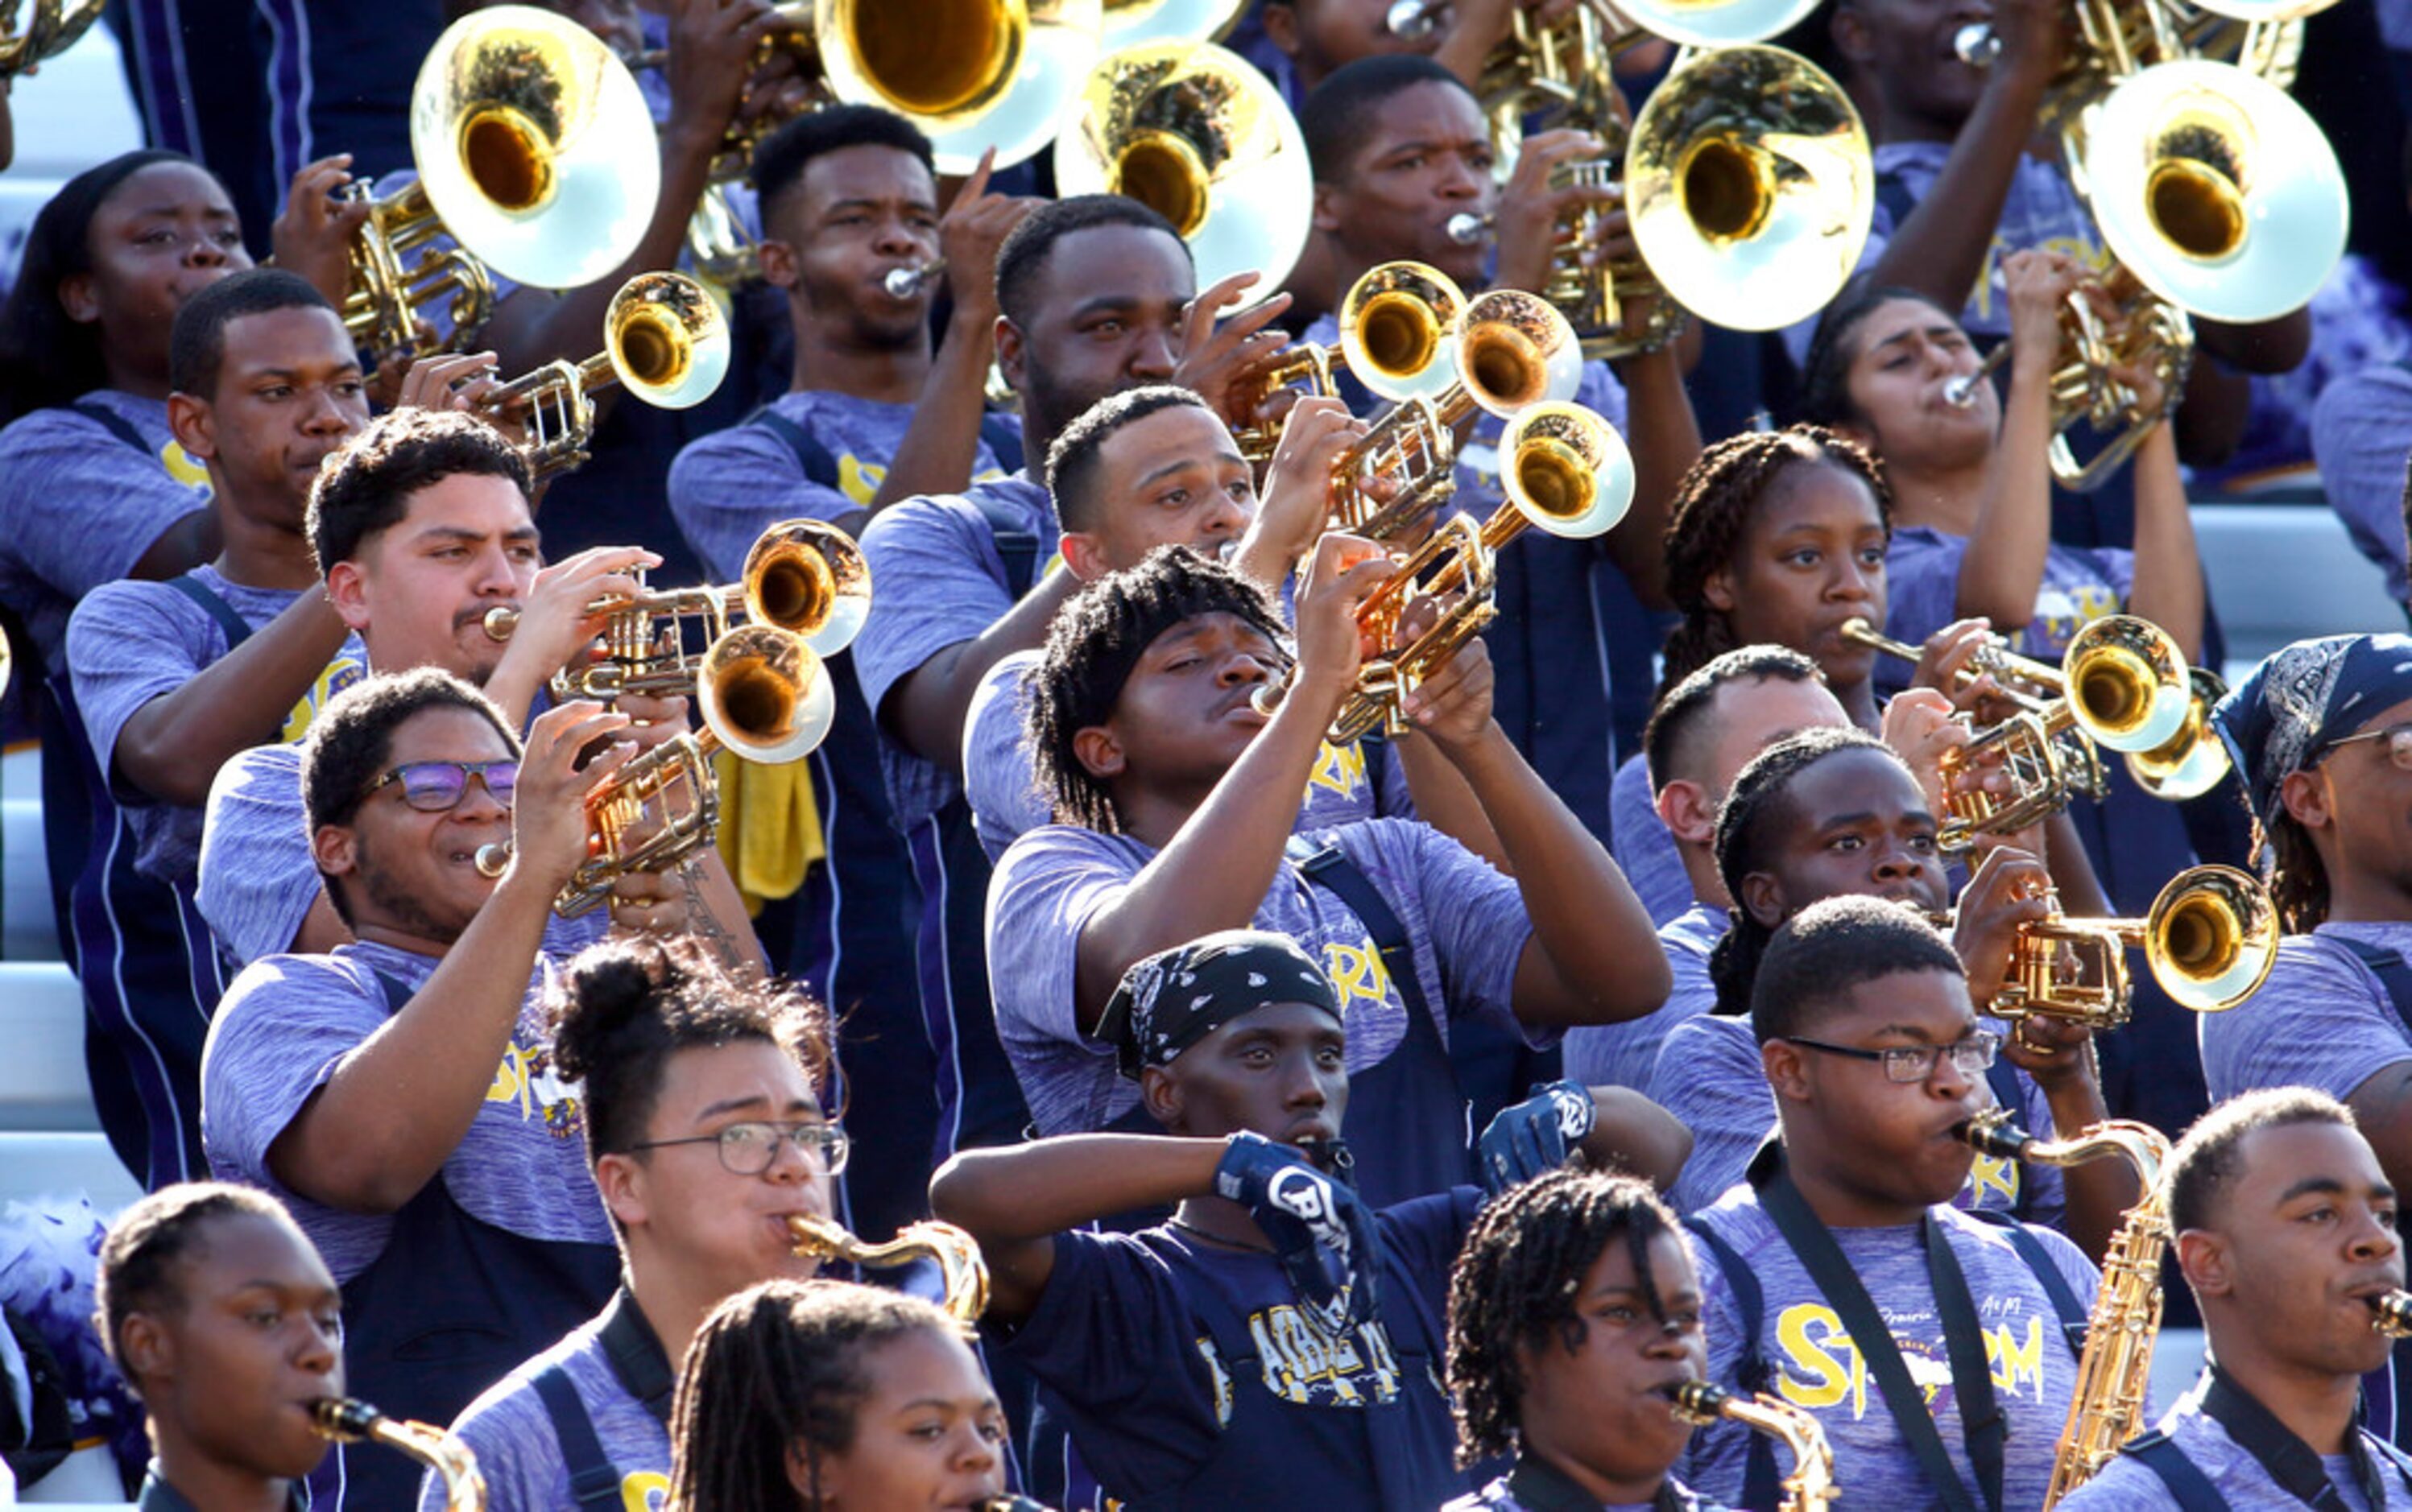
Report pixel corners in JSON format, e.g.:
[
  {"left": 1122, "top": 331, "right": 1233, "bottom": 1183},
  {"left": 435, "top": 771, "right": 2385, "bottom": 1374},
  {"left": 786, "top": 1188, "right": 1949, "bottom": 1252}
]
[{"left": 677, "top": 860, "right": 746, "bottom": 974}]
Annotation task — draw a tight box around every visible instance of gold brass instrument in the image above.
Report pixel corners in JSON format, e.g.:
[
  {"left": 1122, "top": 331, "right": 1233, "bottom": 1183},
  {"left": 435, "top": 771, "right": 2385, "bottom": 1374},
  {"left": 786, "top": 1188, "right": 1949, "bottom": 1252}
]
[
  {"left": 0, "top": 0, "right": 103, "bottom": 78},
  {"left": 884, "top": 259, "right": 946, "bottom": 299},
  {"left": 1986, "top": 864, "right": 2276, "bottom": 1029},
  {"left": 788, "top": 1214, "right": 992, "bottom": 1322},
  {"left": 311, "top": 1396, "right": 486, "bottom": 1512},
  {"left": 2373, "top": 1290, "right": 2412, "bottom": 1337},
  {"left": 1054, "top": 39, "right": 1313, "bottom": 294},
  {"left": 1955, "top": 1112, "right": 2171, "bottom": 1505},
  {"left": 479, "top": 270, "right": 730, "bottom": 479},
  {"left": 1665, "top": 1381, "right": 1837, "bottom": 1510},
  {"left": 1101, "top": 0, "right": 1244, "bottom": 44},
  {"left": 1232, "top": 261, "right": 1467, "bottom": 463}
]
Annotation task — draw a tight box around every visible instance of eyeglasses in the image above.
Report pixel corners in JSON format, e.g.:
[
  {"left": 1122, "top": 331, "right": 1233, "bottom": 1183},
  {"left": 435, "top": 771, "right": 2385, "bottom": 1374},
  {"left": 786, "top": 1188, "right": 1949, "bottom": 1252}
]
[
  {"left": 627, "top": 1121, "right": 851, "bottom": 1177},
  {"left": 361, "top": 759, "right": 519, "bottom": 812},
  {"left": 2321, "top": 723, "right": 2412, "bottom": 773},
  {"left": 1782, "top": 1031, "right": 2001, "bottom": 1084}
]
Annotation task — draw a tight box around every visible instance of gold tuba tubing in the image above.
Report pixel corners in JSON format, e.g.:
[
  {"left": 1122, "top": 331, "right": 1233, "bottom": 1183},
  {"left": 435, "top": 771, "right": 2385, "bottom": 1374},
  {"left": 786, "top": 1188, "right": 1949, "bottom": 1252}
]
[
  {"left": 1665, "top": 1381, "right": 1837, "bottom": 1510},
  {"left": 788, "top": 1214, "right": 993, "bottom": 1323},
  {"left": 310, "top": 1396, "right": 486, "bottom": 1511}
]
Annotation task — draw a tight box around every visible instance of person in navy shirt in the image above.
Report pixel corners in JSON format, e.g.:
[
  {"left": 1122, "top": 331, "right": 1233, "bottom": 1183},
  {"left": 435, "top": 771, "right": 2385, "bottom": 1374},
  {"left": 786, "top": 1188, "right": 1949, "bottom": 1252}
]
[
  {"left": 932, "top": 928, "right": 1689, "bottom": 1511},
  {"left": 1445, "top": 1167, "right": 1735, "bottom": 1512},
  {"left": 2059, "top": 1088, "right": 2412, "bottom": 1510},
  {"left": 96, "top": 1183, "right": 336, "bottom": 1512},
  {"left": 429, "top": 936, "right": 838, "bottom": 1512}
]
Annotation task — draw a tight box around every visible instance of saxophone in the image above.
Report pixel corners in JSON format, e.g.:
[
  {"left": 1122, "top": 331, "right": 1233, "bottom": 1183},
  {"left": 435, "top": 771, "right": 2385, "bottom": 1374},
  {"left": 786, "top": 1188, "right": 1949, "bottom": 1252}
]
[
  {"left": 1956, "top": 1109, "right": 2171, "bottom": 1508},
  {"left": 1663, "top": 1380, "right": 1838, "bottom": 1510},
  {"left": 309, "top": 1396, "right": 486, "bottom": 1511},
  {"left": 787, "top": 1214, "right": 992, "bottom": 1323}
]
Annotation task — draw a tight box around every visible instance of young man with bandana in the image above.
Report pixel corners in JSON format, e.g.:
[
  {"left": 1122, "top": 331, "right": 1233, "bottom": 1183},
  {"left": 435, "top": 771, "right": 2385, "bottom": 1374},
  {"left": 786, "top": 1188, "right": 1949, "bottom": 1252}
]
[
  {"left": 932, "top": 928, "right": 1689, "bottom": 1511},
  {"left": 2057, "top": 1088, "right": 2412, "bottom": 1510},
  {"left": 990, "top": 542, "right": 1669, "bottom": 1208},
  {"left": 1678, "top": 896, "right": 2101, "bottom": 1512}
]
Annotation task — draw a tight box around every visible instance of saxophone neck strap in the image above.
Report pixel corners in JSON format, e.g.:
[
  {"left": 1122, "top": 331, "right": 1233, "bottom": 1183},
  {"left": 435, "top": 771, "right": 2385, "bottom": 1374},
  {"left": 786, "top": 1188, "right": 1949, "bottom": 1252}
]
[{"left": 2199, "top": 1365, "right": 2406, "bottom": 1510}]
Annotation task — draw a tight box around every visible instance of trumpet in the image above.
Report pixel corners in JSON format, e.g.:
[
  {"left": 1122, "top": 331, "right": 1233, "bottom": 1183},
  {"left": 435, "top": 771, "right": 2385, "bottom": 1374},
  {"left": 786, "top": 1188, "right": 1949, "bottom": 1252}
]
[
  {"left": 883, "top": 259, "right": 946, "bottom": 299},
  {"left": 479, "top": 270, "right": 730, "bottom": 479},
  {"left": 788, "top": 1214, "right": 992, "bottom": 1323},
  {"left": 0, "top": 0, "right": 103, "bottom": 78},
  {"left": 1984, "top": 864, "right": 2277, "bottom": 1029},
  {"left": 1955, "top": 1112, "right": 2170, "bottom": 1503},
  {"left": 1664, "top": 1381, "right": 1836, "bottom": 1510},
  {"left": 311, "top": 1396, "right": 486, "bottom": 1512},
  {"left": 2373, "top": 1290, "right": 2412, "bottom": 1337},
  {"left": 1232, "top": 260, "right": 1466, "bottom": 463}
]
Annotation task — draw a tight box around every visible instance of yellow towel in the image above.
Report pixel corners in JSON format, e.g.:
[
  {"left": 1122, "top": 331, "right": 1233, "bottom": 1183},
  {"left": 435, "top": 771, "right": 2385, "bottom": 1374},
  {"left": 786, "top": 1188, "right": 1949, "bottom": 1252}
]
[{"left": 713, "top": 748, "right": 825, "bottom": 915}]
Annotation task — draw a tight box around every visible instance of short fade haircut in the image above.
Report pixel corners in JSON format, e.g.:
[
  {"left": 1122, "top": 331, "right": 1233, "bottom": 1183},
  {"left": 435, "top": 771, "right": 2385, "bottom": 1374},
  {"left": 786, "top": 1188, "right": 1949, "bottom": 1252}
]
[
  {"left": 168, "top": 267, "right": 339, "bottom": 400},
  {"left": 1025, "top": 546, "right": 1289, "bottom": 832},
  {"left": 995, "top": 194, "right": 1185, "bottom": 329},
  {"left": 97, "top": 1182, "right": 297, "bottom": 1382},
  {"left": 1045, "top": 384, "right": 1216, "bottom": 534},
  {"left": 1642, "top": 644, "right": 1825, "bottom": 797},
  {"left": 301, "top": 669, "right": 521, "bottom": 923},
  {"left": 308, "top": 407, "right": 532, "bottom": 574},
  {"left": 751, "top": 103, "right": 935, "bottom": 229},
  {"left": 1751, "top": 893, "right": 1964, "bottom": 1046},
  {"left": 2167, "top": 1087, "right": 2360, "bottom": 1236},
  {"left": 1300, "top": 54, "right": 1472, "bottom": 185}
]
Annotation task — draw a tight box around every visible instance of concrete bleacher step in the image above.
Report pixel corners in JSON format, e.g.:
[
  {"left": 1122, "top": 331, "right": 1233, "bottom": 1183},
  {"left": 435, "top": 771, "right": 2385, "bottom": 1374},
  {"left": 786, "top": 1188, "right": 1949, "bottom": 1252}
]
[{"left": 0, "top": 962, "right": 98, "bottom": 1132}]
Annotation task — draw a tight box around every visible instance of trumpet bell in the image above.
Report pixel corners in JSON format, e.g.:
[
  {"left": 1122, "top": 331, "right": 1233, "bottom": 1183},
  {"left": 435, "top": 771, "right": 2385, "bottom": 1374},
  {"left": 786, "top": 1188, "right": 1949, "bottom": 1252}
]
[
  {"left": 1053, "top": 39, "right": 1314, "bottom": 293},
  {"left": 1627, "top": 44, "right": 1874, "bottom": 333},
  {"left": 2081, "top": 59, "right": 2347, "bottom": 324},
  {"left": 410, "top": 6, "right": 661, "bottom": 291},
  {"left": 2124, "top": 670, "right": 2232, "bottom": 801},
  {"left": 605, "top": 272, "right": 730, "bottom": 409},
  {"left": 820, "top": 0, "right": 1105, "bottom": 171},
  {"left": 698, "top": 626, "right": 837, "bottom": 763},
  {"left": 2144, "top": 864, "right": 2276, "bottom": 1012},
  {"left": 743, "top": 518, "right": 873, "bottom": 656},
  {"left": 2063, "top": 614, "right": 2193, "bottom": 754},
  {"left": 1338, "top": 261, "right": 1466, "bottom": 404},
  {"left": 1499, "top": 401, "right": 1634, "bottom": 539},
  {"left": 1454, "top": 289, "right": 1582, "bottom": 418},
  {"left": 1614, "top": 0, "right": 1824, "bottom": 48}
]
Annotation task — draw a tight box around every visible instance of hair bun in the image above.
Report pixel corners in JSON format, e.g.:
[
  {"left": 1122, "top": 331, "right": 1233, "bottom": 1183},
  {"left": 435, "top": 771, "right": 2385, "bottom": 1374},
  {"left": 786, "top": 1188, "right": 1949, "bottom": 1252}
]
[{"left": 554, "top": 940, "right": 676, "bottom": 1081}]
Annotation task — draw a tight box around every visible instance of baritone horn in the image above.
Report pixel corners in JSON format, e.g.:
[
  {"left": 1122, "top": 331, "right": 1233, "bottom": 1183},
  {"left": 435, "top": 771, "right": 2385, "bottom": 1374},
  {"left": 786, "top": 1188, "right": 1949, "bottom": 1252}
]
[
  {"left": 1985, "top": 865, "right": 2275, "bottom": 1029},
  {"left": 311, "top": 1396, "right": 486, "bottom": 1511},
  {"left": 788, "top": 1214, "right": 992, "bottom": 1322},
  {"left": 481, "top": 270, "right": 730, "bottom": 478},
  {"left": 1664, "top": 1382, "right": 1836, "bottom": 1511}
]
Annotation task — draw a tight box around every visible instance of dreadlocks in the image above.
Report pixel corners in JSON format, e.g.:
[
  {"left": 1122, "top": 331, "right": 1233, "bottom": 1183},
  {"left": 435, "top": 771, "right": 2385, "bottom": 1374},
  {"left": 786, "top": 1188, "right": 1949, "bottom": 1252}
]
[
  {"left": 1025, "top": 545, "right": 1290, "bottom": 833},
  {"left": 1704, "top": 725, "right": 1900, "bottom": 1017},
  {"left": 1658, "top": 425, "right": 1893, "bottom": 697},
  {"left": 669, "top": 1279, "right": 971, "bottom": 1512},
  {"left": 1446, "top": 1168, "right": 1684, "bottom": 1468},
  {"left": 2265, "top": 806, "right": 2329, "bottom": 934}
]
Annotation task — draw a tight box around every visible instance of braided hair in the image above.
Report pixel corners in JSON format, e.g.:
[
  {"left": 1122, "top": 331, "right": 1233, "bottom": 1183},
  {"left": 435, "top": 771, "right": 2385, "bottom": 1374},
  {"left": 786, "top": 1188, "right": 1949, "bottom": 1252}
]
[
  {"left": 1025, "top": 546, "right": 1290, "bottom": 833},
  {"left": 1658, "top": 425, "right": 1893, "bottom": 698},
  {"left": 1704, "top": 725, "right": 1901, "bottom": 1016},
  {"left": 1446, "top": 1169, "right": 1684, "bottom": 1468},
  {"left": 669, "top": 1279, "right": 970, "bottom": 1512},
  {"left": 96, "top": 1182, "right": 295, "bottom": 1384},
  {"left": 2265, "top": 806, "right": 2329, "bottom": 934}
]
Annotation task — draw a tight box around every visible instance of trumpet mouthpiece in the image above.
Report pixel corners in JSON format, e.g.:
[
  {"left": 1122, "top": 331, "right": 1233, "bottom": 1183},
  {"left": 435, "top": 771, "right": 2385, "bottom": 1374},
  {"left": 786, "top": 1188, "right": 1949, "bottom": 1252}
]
[
  {"left": 482, "top": 605, "right": 520, "bottom": 641},
  {"left": 883, "top": 263, "right": 937, "bottom": 299},
  {"left": 1954, "top": 23, "right": 1999, "bottom": 67},
  {"left": 2373, "top": 1291, "right": 2412, "bottom": 1337},
  {"left": 1388, "top": 0, "right": 1442, "bottom": 37},
  {"left": 1445, "top": 212, "right": 1488, "bottom": 246},
  {"left": 474, "top": 843, "right": 511, "bottom": 879},
  {"left": 1943, "top": 375, "right": 1982, "bottom": 408}
]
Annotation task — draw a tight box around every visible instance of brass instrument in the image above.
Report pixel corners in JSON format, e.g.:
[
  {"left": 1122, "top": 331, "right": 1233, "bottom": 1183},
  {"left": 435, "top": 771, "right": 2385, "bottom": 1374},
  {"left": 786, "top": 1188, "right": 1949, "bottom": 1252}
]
[
  {"left": 0, "top": 0, "right": 102, "bottom": 78},
  {"left": 2373, "top": 1290, "right": 2412, "bottom": 1337},
  {"left": 480, "top": 270, "right": 730, "bottom": 479},
  {"left": 1232, "top": 260, "right": 1465, "bottom": 463},
  {"left": 1987, "top": 864, "right": 2276, "bottom": 1029},
  {"left": 884, "top": 258, "right": 946, "bottom": 299},
  {"left": 1054, "top": 39, "right": 1313, "bottom": 293},
  {"left": 311, "top": 1396, "right": 486, "bottom": 1512},
  {"left": 788, "top": 1214, "right": 992, "bottom": 1322},
  {"left": 1101, "top": 0, "right": 1245, "bottom": 44},
  {"left": 1665, "top": 1381, "right": 1836, "bottom": 1510},
  {"left": 1956, "top": 1112, "right": 2171, "bottom": 1505},
  {"left": 1257, "top": 401, "right": 1631, "bottom": 741}
]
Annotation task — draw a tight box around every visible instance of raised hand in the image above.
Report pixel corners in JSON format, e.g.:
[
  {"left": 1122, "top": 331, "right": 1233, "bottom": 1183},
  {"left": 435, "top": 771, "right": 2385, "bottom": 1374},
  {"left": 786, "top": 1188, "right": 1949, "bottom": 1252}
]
[
  {"left": 1477, "top": 1079, "right": 1596, "bottom": 1193},
  {"left": 1213, "top": 1131, "right": 1383, "bottom": 1330}
]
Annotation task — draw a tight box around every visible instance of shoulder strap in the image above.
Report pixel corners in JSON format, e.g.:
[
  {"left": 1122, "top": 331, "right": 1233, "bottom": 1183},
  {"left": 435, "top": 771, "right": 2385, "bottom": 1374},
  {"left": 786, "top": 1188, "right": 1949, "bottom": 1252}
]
[
  {"left": 978, "top": 412, "right": 1025, "bottom": 475},
  {"left": 2121, "top": 1429, "right": 2230, "bottom": 1511},
  {"left": 2329, "top": 936, "right": 2412, "bottom": 1037},
  {"left": 163, "top": 573, "right": 253, "bottom": 654},
  {"left": 68, "top": 398, "right": 156, "bottom": 456},
  {"left": 966, "top": 485, "right": 1041, "bottom": 599},
  {"left": 1981, "top": 1064, "right": 2035, "bottom": 1220},
  {"left": 1294, "top": 842, "right": 1434, "bottom": 1031},
  {"left": 532, "top": 1365, "right": 623, "bottom": 1512},
  {"left": 745, "top": 405, "right": 842, "bottom": 488},
  {"left": 1960, "top": 1210, "right": 2091, "bottom": 1353},
  {"left": 1681, "top": 1217, "right": 1781, "bottom": 1512},
  {"left": 368, "top": 971, "right": 412, "bottom": 1016}
]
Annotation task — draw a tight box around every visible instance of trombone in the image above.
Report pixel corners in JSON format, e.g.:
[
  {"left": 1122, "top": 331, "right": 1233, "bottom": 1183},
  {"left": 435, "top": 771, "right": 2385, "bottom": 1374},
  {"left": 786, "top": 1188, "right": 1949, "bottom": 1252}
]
[
  {"left": 311, "top": 1397, "right": 486, "bottom": 1512},
  {"left": 477, "top": 270, "right": 730, "bottom": 479},
  {"left": 1982, "top": 864, "right": 2276, "bottom": 1029},
  {"left": 788, "top": 1215, "right": 992, "bottom": 1323},
  {"left": 0, "top": 0, "right": 102, "bottom": 77}
]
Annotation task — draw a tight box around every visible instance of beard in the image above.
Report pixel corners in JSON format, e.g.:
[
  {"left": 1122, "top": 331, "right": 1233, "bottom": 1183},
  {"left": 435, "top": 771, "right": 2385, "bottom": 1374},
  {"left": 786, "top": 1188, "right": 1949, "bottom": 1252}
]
[
  {"left": 1022, "top": 364, "right": 1119, "bottom": 461},
  {"left": 351, "top": 830, "right": 469, "bottom": 946}
]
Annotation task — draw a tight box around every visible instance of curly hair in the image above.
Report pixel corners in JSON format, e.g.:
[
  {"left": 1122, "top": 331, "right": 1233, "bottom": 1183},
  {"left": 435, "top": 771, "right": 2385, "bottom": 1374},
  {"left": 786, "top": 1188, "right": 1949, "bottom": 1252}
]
[
  {"left": 1658, "top": 425, "right": 1893, "bottom": 698},
  {"left": 670, "top": 1279, "right": 972, "bottom": 1512},
  {"left": 96, "top": 1182, "right": 296, "bottom": 1382},
  {"left": 1024, "top": 546, "right": 1290, "bottom": 832},
  {"left": 1446, "top": 1168, "right": 1684, "bottom": 1468},
  {"left": 307, "top": 407, "right": 532, "bottom": 573},
  {"left": 1704, "top": 725, "right": 1901, "bottom": 1017}
]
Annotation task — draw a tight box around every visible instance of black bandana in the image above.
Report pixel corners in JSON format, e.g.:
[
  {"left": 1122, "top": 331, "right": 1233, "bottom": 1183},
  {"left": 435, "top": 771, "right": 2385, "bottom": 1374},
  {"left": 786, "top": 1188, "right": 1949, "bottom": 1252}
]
[{"left": 1098, "top": 929, "right": 1341, "bottom": 1077}]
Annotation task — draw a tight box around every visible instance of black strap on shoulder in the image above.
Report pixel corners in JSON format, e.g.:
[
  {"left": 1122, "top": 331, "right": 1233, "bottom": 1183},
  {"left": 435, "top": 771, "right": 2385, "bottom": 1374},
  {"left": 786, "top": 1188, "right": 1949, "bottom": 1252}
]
[
  {"left": 978, "top": 413, "right": 1025, "bottom": 475},
  {"left": 370, "top": 971, "right": 412, "bottom": 1016},
  {"left": 1928, "top": 1212, "right": 2009, "bottom": 1511},
  {"left": 1959, "top": 1209, "right": 2090, "bottom": 1356},
  {"left": 1873, "top": 168, "right": 1919, "bottom": 237},
  {"left": 745, "top": 406, "right": 842, "bottom": 488},
  {"left": 594, "top": 1287, "right": 676, "bottom": 1427},
  {"left": 532, "top": 1365, "right": 622, "bottom": 1512},
  {"left": 163, "top": 573, "right": 253, "bottom": 655},
  {"left": 1682, "top": 1216, "right": 1781, "bottom": 1512},
  {"left": 2199, "top": 1363, "right": 2410, "bottom": 1509},
  {"left": 1294, "top": 843, "right": 1432, "bottom": 1030},
  {"left": 967, "top": 485, "right": 1041, "bottom": 600},
  {"left": 1981, "top": 1064, "right": 2035, "bottom": 1221},
  {"left": 2121, "top": 1429, "right": 2230, "bottom": 1511},
  {"left": 68, "top": 398, "right": 156, "bottom": 456},
  {"left": 2330, "top": 937, "right": 2412, "bottom": 1039}
]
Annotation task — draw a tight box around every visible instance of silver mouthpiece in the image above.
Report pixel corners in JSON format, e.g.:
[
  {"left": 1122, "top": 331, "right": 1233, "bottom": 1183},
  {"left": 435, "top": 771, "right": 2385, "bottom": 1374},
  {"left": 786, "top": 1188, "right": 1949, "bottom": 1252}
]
[
  {"left": 883, "top": 261, "right": 943, "bottom": 299},
  {"left": 1445, "top": 212, "right": 1491, "bottom": 246},
  {"left": 1954, "top": 23, "right": 2000, "bottom": 67},
  {"left": 1388, "top": 0, "right": 1445, "bottom": 38},
  {"left": 1943, "top": 374, "right": 1984, "bottom": 408}
]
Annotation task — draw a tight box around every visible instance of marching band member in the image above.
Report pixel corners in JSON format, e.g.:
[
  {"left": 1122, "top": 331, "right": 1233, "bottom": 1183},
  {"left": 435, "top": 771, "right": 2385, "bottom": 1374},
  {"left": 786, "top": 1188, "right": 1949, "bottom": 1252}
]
[
  {"left": 1678, "top": 895, "right": 2100, "bottom": 1510},
  {"left": 97, "top": 1182, "right": 342, "bottom": 1512},
  {"left": 932, "top": 928, "right": 1687, "bottom": 1510},
  {"left": 2058, "top": 1088, "right": 2412, "bottom": 1510},
  {"left": 429, "top": 937, "right": 838, "bottom": 1511}
]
